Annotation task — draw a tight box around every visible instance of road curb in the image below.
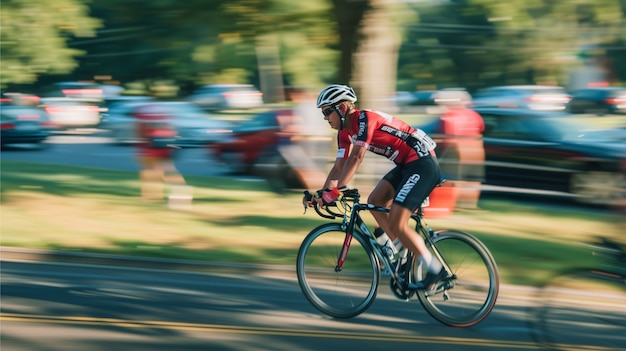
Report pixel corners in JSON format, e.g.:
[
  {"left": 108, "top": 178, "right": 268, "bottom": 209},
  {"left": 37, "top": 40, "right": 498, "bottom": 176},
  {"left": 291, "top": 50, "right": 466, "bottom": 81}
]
[{"left": 0, "top": 246, "right": 294, "bottom": 275}]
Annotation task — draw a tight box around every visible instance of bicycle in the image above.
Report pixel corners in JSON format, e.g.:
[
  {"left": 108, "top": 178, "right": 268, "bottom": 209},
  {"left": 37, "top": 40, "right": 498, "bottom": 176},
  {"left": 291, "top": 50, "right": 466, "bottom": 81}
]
[
  {"left": 529, "top": 237, "right": 626, "bottom": 351},
  {"left": 296, "top": 187, "right": 499, "bottom": 327}
]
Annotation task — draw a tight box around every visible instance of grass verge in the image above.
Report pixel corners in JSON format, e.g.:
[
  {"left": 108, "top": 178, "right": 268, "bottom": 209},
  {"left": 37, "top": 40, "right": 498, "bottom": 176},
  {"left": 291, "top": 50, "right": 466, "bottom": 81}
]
[{"left": 1, "top": 158, "right": 624, "bottom": 287}]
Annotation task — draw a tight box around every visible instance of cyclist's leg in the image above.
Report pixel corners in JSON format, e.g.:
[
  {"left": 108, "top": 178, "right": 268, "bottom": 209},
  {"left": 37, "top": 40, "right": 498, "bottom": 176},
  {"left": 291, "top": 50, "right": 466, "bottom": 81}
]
[
  {"left": 388, "top": 205, "right": 432, "bottom": 267},
  {"left": 367, "top": 168, "right": 399, "bottom": 239},
  {"left": 387, "top": 157, "right": 442, "bottom": 277},
  {"left": 139, "top": 154, "right": 164, "bottom": 201}
]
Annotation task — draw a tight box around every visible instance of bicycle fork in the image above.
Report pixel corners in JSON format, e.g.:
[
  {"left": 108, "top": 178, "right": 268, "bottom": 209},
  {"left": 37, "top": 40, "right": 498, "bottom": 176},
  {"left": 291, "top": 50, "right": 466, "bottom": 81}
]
[{"left": 334, "top": 232, "right": 353, "bottom": 272}]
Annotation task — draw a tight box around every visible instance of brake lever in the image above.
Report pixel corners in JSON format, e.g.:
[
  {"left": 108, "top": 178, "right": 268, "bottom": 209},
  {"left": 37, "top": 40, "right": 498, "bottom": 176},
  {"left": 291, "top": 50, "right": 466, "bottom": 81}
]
[{"left": 302, "top": 190, "right": 313, "bottom": 214}]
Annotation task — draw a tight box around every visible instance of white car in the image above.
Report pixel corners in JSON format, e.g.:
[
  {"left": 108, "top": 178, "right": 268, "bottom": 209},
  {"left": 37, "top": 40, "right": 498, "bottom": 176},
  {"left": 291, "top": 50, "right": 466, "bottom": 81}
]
[
  {"left": 40, "top": 97, "right": 101, "bottom": 128},
  {"left": 471, "top": 85, "right": 571, "bottom": 111},
  {"left": 187, "top": 84, "right": 264, "bottom": 111}
]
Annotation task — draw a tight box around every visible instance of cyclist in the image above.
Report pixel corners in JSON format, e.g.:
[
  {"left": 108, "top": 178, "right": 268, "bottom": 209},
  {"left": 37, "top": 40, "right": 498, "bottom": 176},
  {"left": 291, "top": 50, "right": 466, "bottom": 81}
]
[{"left": 304, "top": 84, "right": 446, "bottom": 291}]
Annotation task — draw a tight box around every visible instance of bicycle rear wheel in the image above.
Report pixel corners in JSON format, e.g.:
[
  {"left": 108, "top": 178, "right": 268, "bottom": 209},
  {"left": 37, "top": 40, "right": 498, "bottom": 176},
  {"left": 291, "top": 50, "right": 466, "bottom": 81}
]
[
  {"left": 415, "top": 229, "right": 499, "bottom": 327},
  {"left": 296, "top": 223, "right": 379, "bottom": 319},
  {"left": 531, "top": 269, "right": 626, "bottom": 351}
]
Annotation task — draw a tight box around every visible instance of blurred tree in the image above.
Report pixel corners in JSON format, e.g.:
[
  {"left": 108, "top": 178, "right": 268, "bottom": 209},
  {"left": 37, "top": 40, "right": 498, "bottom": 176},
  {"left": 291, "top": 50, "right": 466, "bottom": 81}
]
[
  {"left": 346, "top": 0, "right": 415, "bottom": 110},
  {"left": 66, "top": 0, "right": 337, "bottom": 100},
  {"left": 69, "top": 0, "right": 227, "bottom": 91},
  {"left": 215, "top": 0, "right": 336, "bottom": 102},
  {"left": 9, "top": 0, "right": 622, "bottom": 100},
  {"left": 0, "top": 0, "right": 102, "bottom": 89},
  {"left": 604, "top": 38, "right": 626, "bottom": 83},
  {"left": 0, "top": 0, "right": 417, "bottom": 108},
  {"left": 399, "top": 0, "right": 626, "bottom": 92}
]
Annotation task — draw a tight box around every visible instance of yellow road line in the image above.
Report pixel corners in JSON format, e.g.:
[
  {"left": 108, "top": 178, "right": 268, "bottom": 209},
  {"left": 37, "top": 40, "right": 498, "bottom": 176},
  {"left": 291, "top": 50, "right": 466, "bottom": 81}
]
[
  {"left": 1, "top": 312, "right": 618, "bottom": 351},
  {"left": 0, "top": 312, "right": 533, "bottom": 349}
]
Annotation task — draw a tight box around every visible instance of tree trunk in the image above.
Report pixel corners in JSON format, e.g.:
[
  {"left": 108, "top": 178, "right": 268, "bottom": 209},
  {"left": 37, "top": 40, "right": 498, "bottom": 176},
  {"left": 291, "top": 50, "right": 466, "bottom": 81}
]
[
  {"left": 256, "top": 34, "right": 285, "bottom": 103},
  {"left": 332, "top": 0, "right": 370, "bottom": 85},
  {"left": 353, "top": 0, "right": 399, "bottom": 112}
]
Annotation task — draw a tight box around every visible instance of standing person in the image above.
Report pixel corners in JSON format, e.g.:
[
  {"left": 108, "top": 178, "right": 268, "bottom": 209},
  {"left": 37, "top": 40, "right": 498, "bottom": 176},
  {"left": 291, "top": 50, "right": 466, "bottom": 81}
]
[
  {"left": 434, "top": 90, "right": 485, "bottom": 210},
  {"left": 303, "top": 84, "right": 445, "bottom": 291},
  {"left": 135, "top": 104, "right": 191, "bottom": 209},
  {"left": 278, "top": 86, "right": 331, "bottom": 190}
]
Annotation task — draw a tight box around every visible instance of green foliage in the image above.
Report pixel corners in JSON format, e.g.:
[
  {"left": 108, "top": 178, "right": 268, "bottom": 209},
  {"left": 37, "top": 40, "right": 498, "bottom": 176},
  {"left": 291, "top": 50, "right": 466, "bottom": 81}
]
[
  {"left": 0, "top": 0, "right": 102, "bottom": 88},
  {"left": 399, "top": 0, "right": 626, "bottom": 91},
  {"left": 63, "top": 0, "right": 336, "bottom": 93},
  {"left": 2, "top": 0, "right": 625, "bottom": 94}
]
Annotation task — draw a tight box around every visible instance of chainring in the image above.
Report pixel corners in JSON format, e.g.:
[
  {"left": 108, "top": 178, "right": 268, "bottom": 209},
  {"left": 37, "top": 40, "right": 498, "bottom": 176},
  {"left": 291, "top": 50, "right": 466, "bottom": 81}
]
[{"left": 389, "top": 277, "right": 414, "bottom": 300}]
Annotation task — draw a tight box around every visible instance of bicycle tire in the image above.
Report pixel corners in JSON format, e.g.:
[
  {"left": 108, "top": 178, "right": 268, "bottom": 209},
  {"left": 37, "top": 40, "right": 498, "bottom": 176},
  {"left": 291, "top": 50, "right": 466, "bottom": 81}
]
[
  {"left": 415, "top": 229, "right": 499, "bottom": 327},
  {"left": 296, "top": 223, "right": 380, "bottom": 319},
  {"left": 530, "top": 268, "right": 626, "bottom": 351}
]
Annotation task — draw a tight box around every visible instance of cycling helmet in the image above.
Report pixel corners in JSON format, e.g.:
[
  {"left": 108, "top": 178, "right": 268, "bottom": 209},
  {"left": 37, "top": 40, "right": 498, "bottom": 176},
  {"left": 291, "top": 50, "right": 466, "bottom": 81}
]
[{"left": 316, "top": 84, "right": 357, "bottom": 108}]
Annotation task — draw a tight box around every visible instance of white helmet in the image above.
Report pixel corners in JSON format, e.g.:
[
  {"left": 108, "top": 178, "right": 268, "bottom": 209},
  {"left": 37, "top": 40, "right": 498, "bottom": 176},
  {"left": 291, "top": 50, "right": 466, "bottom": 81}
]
[{"left": 316, "top": 84, "right": 357, "bottom": 108}]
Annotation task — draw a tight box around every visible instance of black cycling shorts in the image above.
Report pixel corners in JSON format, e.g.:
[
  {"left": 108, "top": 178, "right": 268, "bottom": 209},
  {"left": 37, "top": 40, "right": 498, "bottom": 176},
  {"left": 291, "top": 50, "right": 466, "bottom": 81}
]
[{"left": 383, "top": 156, "right": 441, "bottom": 213}]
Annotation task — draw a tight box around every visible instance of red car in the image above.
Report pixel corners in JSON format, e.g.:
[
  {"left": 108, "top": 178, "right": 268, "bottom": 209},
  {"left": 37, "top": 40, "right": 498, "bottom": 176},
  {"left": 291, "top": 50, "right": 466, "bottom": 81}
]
[
  {"left": 210, "top": 109, "right": 295, "bottom": 174},
  {"left": 210, "top": 108, "right": 336, "bottom": 191}
]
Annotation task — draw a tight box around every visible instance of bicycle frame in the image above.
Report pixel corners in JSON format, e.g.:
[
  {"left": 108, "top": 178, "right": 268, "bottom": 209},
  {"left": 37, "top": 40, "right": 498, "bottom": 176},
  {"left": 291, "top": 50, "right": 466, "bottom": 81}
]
[
  {"left": 335, "top": 202, "right": 394, "bottom": 276},
  {"left": 330, "top": 193, "right": 449, "bottom": 279}
]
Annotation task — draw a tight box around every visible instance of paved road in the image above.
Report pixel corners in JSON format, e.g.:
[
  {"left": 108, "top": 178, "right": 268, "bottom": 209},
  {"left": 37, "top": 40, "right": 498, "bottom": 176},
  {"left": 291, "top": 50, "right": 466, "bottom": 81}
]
[{"left": 1, "top": 252, "right": 544, "bottom": 351}]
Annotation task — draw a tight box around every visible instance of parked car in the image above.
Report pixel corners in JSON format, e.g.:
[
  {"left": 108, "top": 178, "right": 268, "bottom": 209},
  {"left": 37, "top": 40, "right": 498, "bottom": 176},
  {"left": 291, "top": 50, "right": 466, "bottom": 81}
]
[
  {"left": 98, "top": 95, "right": 154, "bottom": 116},
  {"left": 187, "top": 84, "right": 264, "bottom": 111},
  {"left": 403, "top": 89, "right": 472, "bottom": 115},
  {"left": 99, "top": 100, "right": 233, "bottom": 147},
  {"left": 471, "top": 85, "right": 571, "bottom": 111},
  {"left": 40, "top": 98, "right": 101, "bottom": 129},
  {"left": 410, "top": 90, "right": 439, "bottom": 106},
  {"left": 0, "top": 92, "right": 40, "bottom": 106},
  {"left": 566, "top": 87, "right": 626, "bottom": 115},
  {"left": 1, "top": 105, "right": 54, "bottom": 148},
  {"left": 211, "top": 109, "right": 294, "bottom": 174},
  {"left": 467, "top": 108, "right": 626, "bottom": 206}
]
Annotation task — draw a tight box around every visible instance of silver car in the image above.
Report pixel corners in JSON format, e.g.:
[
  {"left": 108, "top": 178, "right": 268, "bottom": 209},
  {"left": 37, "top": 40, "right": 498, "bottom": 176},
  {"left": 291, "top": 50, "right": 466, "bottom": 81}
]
[
  {"left": 471, "top": 85, "right": 571, "bottom": 111},
  {"left": 187, "top": 84, "right": 264, "bottom": 111},
  {"left": 100, "top": 100, "right": 233, "bottom": 147},
  {"left": 1, "top": 105, "right": 53, "bottom": 149}
]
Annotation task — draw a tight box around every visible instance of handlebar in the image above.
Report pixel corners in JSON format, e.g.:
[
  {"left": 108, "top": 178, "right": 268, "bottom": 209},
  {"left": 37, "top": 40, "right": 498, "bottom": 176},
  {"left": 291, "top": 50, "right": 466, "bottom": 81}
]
[{"left": 303, "top": 189, "right": 361, "bottom": 219}]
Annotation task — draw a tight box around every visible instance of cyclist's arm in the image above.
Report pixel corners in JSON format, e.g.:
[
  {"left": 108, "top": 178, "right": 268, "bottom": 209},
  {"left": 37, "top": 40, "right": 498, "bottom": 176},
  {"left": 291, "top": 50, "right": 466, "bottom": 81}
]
[
  {"left": 322, "top": 131, "right": 350, "bottom": 190},
  {"left": 322, "top": 158, "right": 344, "bottom": 190},
  {"left": 335, "top": 144, "right": 367, "bottom": 189}
]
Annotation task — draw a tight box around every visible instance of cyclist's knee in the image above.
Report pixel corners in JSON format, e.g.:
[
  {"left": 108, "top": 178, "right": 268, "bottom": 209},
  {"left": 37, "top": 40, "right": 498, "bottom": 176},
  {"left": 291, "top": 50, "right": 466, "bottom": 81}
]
[
  {"left": 387, "top": 221, "right": 409, "bottom": 237},
  {"left": 369, "top": 180, "right": 394, "bottom": 204}
]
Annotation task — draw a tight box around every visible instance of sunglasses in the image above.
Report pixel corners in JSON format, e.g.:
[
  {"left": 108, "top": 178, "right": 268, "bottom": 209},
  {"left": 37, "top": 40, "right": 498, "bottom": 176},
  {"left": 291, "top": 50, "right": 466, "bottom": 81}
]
[{"left": 322, "top": 107, "right": 335, "bottom": 117}]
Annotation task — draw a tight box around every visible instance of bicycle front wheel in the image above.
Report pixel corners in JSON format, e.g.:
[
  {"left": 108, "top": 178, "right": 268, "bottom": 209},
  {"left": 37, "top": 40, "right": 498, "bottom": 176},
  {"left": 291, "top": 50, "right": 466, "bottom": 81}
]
[
  {"left": 416, "top": 229, "right": 499, "bottom": 327},
  {"left": 296, "top": 223, "right": 380, "bottom": 319},
  {"left": 531, "top": 269, "right": 626, "bottom": 351}
]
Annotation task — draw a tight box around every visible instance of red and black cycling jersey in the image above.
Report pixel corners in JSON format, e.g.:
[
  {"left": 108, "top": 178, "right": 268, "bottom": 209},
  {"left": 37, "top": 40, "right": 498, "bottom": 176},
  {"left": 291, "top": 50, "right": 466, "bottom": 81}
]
[{"left": 336, "top": 109, "right": 434, "bottom": 166}]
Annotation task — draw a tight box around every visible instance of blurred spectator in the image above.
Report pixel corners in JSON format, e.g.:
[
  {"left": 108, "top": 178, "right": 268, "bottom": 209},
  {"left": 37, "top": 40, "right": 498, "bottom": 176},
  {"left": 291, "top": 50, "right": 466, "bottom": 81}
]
[
  {"left": 134, "top": 104, "right": 192, "bottom": 209},
  {"left": 274, "top": 87, "right": 330, "bottom": 190},
  {"left": 433, "top": 90, "right": 485, "bottom": 210}
]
